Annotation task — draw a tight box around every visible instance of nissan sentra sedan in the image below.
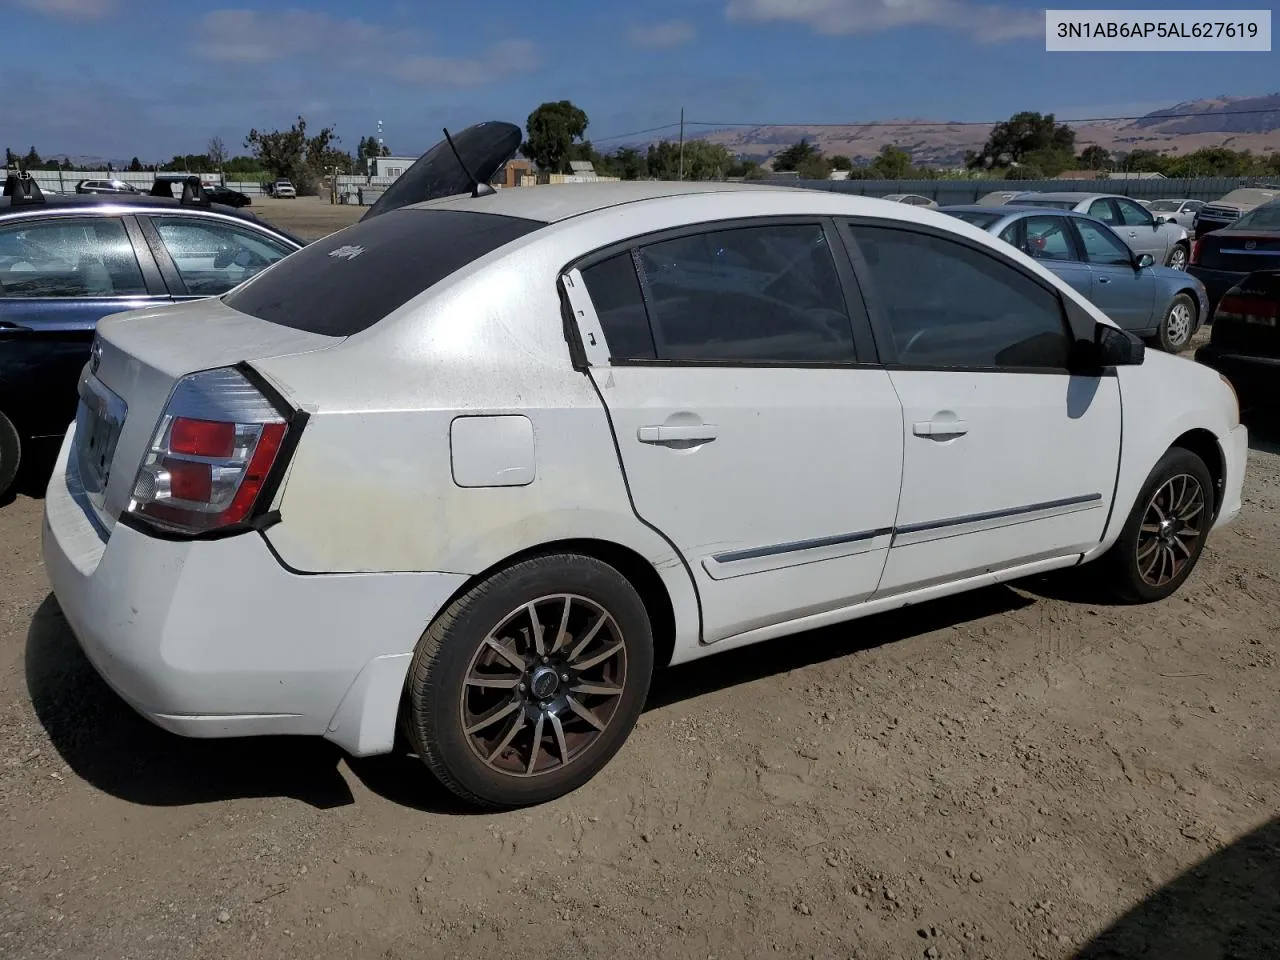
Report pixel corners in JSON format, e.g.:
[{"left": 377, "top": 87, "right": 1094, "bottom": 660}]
[{"left": 41, "top": 123, "right": 1248, "bottom": 809}]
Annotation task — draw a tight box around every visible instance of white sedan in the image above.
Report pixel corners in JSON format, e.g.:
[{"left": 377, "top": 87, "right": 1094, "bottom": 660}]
[{"left": 42, "top": 130, "right": 1247, "bottom": 809}]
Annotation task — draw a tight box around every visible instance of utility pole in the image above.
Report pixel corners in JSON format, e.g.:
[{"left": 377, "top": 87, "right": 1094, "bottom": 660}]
[{"left": 678, "top": 107, "right": 685, "bottom": 182}]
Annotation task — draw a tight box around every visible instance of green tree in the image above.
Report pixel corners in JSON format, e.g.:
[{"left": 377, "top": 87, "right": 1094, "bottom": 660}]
[
  {"left": 1119, "top": 149, "right": 1169, "bottom": 173},
  {"left": 245, "top": 116, "right": 347, "bottom": 194},
  {"left": 1077, "top": 144, "right": 1111, "bottom": 170},
  {"left": 869, "top": 144, "right": 913, "bottom": 179},
  {"left": 127, "top": 157, "right": 143, "bottom": 172},
  {"left": 771, "top": 138, "right": 820, "bottom": 172},
  {"left": 522, "top": 100, "right": 588, "bottom": 174},
  {"left": 23, "top": 145, "right": 41, "bottom": 168},
  {"left": 610, "top": 146, "right": 648, "bottom": 180},
  {"left": 644, "top": 139, "right": 735, "bottom": 181},
  {"left": 1021, "top": 147, "right": 1075, "bottom": 177},
  {"left": 829, "top": 155, "right": 853, "bottom": 172},
  {"left": 725, "top": 157, "right": 760, "bottom": 178},
  {"left": 968, "top": 112, "right": 1076, "bottom": 170},
  {"left": 797, "top": 154, "right": 831, "bottom": 180}
]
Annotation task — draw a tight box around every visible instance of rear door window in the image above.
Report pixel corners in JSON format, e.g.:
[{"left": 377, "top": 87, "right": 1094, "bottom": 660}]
[
  {"left": 1072, "top": 219, "right": 1134, "bottom": 266},
  {"left": 0, "top": 217, "right": 146, "bottom": 298},
  {"left": 633, "top": 223, "right": 857, "bottom": 363},
  {"left": 148, "top": 217, "right": 293, "bottom": 295},
  {"left": 223, "top": 209, "right": 543, "bottom": 336}
]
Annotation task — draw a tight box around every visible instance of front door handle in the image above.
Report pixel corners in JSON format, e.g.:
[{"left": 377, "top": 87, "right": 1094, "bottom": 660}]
[
  {"left": 1096, "top": 276, "right": 1111, "bottom": 284},
  {"left": 638, "top": 424, "right": 719, "bottom": 445},
  {"left": 913, "top": 419, "right": 969, "bottom": 438},
  {"left": 0, "top": 321, "right": 33, "bottom": 336}
]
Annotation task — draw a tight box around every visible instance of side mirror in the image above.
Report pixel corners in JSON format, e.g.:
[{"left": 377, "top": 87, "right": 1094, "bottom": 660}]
[
  {"left": 1154, "top": 215, "right": 1168, "bottom": 224},
  {"left": 1070, "top": 324, "right": 1145, "bottom": 371},
  {"left": 1136, "top": 253, "right": 1155, "bottom": 269}
]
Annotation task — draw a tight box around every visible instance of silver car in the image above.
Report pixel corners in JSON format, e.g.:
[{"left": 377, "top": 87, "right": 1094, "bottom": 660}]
[
  {"left": 1145, "top": 199, "right": 1205, "bottom": 231},
  {"left": 940, "top": 204, "right": 1209, "bottom": 353},
  {"left": 1005, "top": 192, "right": 1191, "bottom": 271}
]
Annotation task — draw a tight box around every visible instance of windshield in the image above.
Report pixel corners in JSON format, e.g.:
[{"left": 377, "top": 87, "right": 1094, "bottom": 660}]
[
  {"left": 1232, "top": 204, "right": 1280, "bottom": 231},
  {"left": 942, "top": 210, "right": 1003, "bottom": 229},
  {"left": 223, "top": 208, "right": 543, "bottom": 336},
  {"left": 1147, "top": 201, "right": 1181, "bottom": 212},
  {"left": 1006, "top": 198, "right": 1077, "bottom": 210}
]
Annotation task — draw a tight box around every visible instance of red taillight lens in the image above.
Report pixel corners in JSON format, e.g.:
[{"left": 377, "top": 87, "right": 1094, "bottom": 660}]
[
  {"left": 127, "top": 368, "right": 295, "bottom": 535},
  {"left": 1189, "top": 240, "right": 1201, "bottom": 264},
  {"left": 170, "top": 418, "right": 236, "bottom": 457}
]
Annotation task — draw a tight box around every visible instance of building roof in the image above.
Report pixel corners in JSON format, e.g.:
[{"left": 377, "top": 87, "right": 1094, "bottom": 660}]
[{"left": 408, "top": 180, "right": 801, "bottom": 223}]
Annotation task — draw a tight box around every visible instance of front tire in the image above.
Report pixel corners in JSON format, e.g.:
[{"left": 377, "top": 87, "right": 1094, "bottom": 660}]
[
  {"left": 404, "top": 553, "right": 654, "bottom": 809},
  {"left": 0, "top": 411, "right": 21, "bottom": 502},
  {"left": 1097, "top": 447, "right": 1214, "bottom": 603},
  {"left": 1156, "top": 292, "right": 1197, "bottom": 353},
  {"left": 1165, "top": 243, "right": 1189, "bottom": 271}
]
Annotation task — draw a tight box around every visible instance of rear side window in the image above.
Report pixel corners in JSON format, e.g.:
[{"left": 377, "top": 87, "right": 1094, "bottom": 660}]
[
  {"left": 223, "top": 209, "right": 543, "bottom": 336},
  {"left": 635, "top": 223, "right": 856, "bottom": 363},
  {"left": 580, "top": 252, "right": 656, "bottom": 360}
]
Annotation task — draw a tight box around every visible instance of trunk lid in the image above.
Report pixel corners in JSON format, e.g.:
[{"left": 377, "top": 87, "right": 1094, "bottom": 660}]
[
  {"left": 1196, "top": 231, "right": 1280, "bottom": 272},
  {"left": 1209, "top": 271, "right": 1280, "bottom": 359},
  {"left": 75, "top": 297, "right": 341, "bottom": 530}
]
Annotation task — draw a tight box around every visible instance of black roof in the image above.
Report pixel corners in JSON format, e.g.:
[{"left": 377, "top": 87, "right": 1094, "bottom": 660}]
[{"left": 0, "top": 192, "right": 254, "bottom": 219}]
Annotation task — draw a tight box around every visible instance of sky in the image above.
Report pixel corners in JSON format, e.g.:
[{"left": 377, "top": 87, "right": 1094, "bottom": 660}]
[{"left": 1, "top": 0, "right": 1276, "bottom": 161}]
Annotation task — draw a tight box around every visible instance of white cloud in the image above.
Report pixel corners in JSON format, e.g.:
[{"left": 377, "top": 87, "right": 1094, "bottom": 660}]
[
  {"left": 193, "top": 9, "right": 540, "bottom": 85},
  {"left": 725, "top": 0, "right": 1041, "bottom": 41},
  {"left": 628, "top": 19, "right": 697, "bottom": 50},
  {"left": 9, "top": 0, "right": 112, "bottom": 20}
]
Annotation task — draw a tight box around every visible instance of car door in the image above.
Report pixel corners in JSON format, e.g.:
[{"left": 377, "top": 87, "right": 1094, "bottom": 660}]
[
  {"left": 562, "top": 219, "right": 905, "bottom": 645},
  {"left": 0, "top": 214, "right": 166, "bottom": 439},
  {"left": 841, "top": 220, "right": 1121, "bottom": 596},
  {"left": 1111, "top": 197, "right": 1166, "bottom": 261},
  {"left": 999, "top": 214, "right": 1093, "bottom": 298},
  {"left": 1070, "top": 217, "right": 1157, "bottom": 333},
  {"left": 138, "top": 215, "right": 295, "bottom": 299}
]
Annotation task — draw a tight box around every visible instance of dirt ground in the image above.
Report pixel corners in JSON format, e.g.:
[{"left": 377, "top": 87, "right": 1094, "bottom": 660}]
[
  {"left": 1, "top": 203, "right": 1276, "bottom": 960},
  {"left": 249, "top": 196, "right": 366, "bottom": 241}
]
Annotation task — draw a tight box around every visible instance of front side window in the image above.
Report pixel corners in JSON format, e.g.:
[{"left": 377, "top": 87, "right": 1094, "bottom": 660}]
[
  {"left": 1115, "top": 198, "right": 1154, "bottom": 226},
  {"left": 1073, "top": 219, "right": 1134, "bottom": 266},
  {"left": 848, "top": 224, "right": 1070, "bottom": 370},
  {"left": 150, "top": 217, "right": 293, "bottom": 296},
  {"left": 634, "top": 223, "right": 856, "bottom": 363},
  {"left": 0, "top": 216, "right": 145, "bottom": 298}
]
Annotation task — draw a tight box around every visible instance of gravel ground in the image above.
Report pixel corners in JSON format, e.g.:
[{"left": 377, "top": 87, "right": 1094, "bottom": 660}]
[{"left": 0, "top": 201, "right": 1275, "bottom": 960}]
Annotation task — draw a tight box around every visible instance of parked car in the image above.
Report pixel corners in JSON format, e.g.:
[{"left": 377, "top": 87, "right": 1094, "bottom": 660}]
[
  {"left": 881, "top": 193, "right": 938, "bottom": 208},
  {"left": 1195, "top": 270, "right": 1280, "bottom": 412},
  {"left": 976, "top": 190, "right": 1021, "bottom": 206},
  {"left": 268, "top": 179, "right": 297, "bottom": 199},
  {"left": 75, "top": 179, "right": 139, "bottom": 195},
  {"left": 1194, "top": 187, "right": 1280, "bottom": 238},
  {"left": 940, "top": 205, "right": 1208, "bottom": 352},
  {"left": 40, "top": 122, "right": 1247, "bottom": 810},
  {"left": 203, "top": 184, "right": 252, "bottom": 208},
  {"left": 1189, "top": 199, "right": 1280, "bottom": 313},
  {"left": 1145, "top": 199, "right": 1205, "bottom": 231},
  {"left": 0, "top": 174, "right": 303, "bottom": 499},
  {"left": 1005, "top": 192, "right": 1191, "bottom": 270}
]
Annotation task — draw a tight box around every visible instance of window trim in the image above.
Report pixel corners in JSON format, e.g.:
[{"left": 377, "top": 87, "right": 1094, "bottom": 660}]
[
  {"left": 564, "top": 215, "right": 879, "bottom": 370},
  {"left": 137, "top": 212, "right": 296, "bottom": 297},
  {"left": 837, "top": 215, "right": 1082, "bottom": 376},
  {"left": 0, "top": 212, "right": 160, "bottom": 301}
]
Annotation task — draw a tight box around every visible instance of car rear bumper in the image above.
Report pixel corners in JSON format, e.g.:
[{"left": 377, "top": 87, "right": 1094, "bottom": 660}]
[
  {"left": 1188, "top": 266, "right": 1250, "bottom": 316},
  {"left": 1196, "top": 344, "right": 1280, "bottom": 412},
  {"left": 41, "top": 427, "right": 468, "bottom": 757}
]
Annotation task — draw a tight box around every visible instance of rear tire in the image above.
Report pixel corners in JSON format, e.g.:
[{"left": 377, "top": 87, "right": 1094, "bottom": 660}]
[
  {"left": 0, "top": 411, "right": 21, "bottom": 502},
  {"left": 404, "top": 553, "right": 654, "bottom": 809},
  {"left": 1095, "top": 447, "right": 1214, "bottom": 604},
  {"left": 1165, "top": 243, "right": 1189, "bottom": 271},
  {"left": 1156, "top": 293, "right": 1197, "bottom": 353}
]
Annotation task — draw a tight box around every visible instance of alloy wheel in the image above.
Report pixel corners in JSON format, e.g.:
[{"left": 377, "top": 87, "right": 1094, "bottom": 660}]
[
  {"left": 1166, "top": 301, "right": 1193, "bottom": 347},
  {"left": 1136, "top": 473, "right": 1206, "bottom": 588},
  {"left": 1168, "top": 246, "right": 1188, "bottom": 270},
  {"left": 459, "top": 594, "right": 628, "bottom": 778}
]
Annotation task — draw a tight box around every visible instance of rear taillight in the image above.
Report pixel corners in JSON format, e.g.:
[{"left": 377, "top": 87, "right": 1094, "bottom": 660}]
[
  {"left": 1189, "top": 239, "right": 1201, "bottom": 264},
  {"left": 127, "top": 367, "right": 294, "bottom": 535}
]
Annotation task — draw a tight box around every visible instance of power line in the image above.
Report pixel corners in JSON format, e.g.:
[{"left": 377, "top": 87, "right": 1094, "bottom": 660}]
[{"left": 591, "top": 106, "right": 1280, "bottom": 144}]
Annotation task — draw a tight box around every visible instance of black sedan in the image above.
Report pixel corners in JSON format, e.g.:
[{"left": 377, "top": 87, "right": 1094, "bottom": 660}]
[
  {"left": 203, "top": 184, "right": 252, "bottom": 207},
  {"left": 1189, "top": 199, "right": 1280, "bottom": 314},
  {"left": 1196, "top": 271, "right": 1280, "bottom": 412}
]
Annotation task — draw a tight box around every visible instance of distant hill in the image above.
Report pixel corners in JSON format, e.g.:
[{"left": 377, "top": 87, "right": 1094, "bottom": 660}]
[{"left": 695, "top": 94, "right": 1280, "bottom": 167}]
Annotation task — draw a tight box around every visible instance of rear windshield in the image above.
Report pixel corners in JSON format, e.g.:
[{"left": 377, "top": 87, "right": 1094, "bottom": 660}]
[
  {"left": 223, "top": 208, "right": 543, "bottom": 336},
  {"left": 1232, "top": 203, "right": 1280, "bottom": 231},
  {"left": 942, "top": 210, "right": 1003, "bottom": 229}
]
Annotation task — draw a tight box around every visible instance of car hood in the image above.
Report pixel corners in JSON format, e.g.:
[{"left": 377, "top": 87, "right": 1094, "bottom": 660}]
[{"left": 360, "top": 121, "right": 523, "bottom": 221}]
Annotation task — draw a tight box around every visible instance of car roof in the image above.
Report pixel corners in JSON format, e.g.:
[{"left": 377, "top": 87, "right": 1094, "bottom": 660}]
[
  {"left": 1010, "top": 192, "right": 1112, "bottom": 202},
  {"left": 406, "top": 181, "right": 803, "bottom": 224},
  {"left": 0, "top": 192, "right": 245, "bottom": 216}
]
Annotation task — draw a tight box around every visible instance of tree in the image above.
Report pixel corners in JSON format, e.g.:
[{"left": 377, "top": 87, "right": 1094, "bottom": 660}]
[
  {"left": 797, "top": 154, "right": 831, "bottom": 180},
  {"left": 609, "top": 146, "right": 648, "bottom": 180},
  {"left": 522, "top": 100, "right": 588, "bottom": 174},
  {"left": 207, "top": 136, "right": 227, "bottom": 175},
  {"left": 1077, "top": 144, "right": 1110, "bottom": 170},
  {"left": 644, "top": 139, "right": 735, "bottom": 181},
  {"left": 245, "top": 115, "right": 348, "bottom": 194},
  {"left": 869, "top": 144, "right": 913, "bottom": 179},
  {"left": 725, "top": 157, "right": 760, "bottom": 179},
  {"left": 1021, "top": 147, "right": 1075, "bottom": 177},
  {"left": 127, "top": 156, "right": 143, "bottom": 172},
  {"left": 771, "top": 138, "right": 820, "bottom": 172},
  {"left": 23, "top": 145, "right": 41, "bottom": 168},
  {"left": 1119, "top": 149, "right": 1169, "bottom": 174},
  {"left": 830, "top": 155, "right": 854, "bottom": 172},
  {"left": 968, "top": 111, "right": 1075, "bottom": 170}
]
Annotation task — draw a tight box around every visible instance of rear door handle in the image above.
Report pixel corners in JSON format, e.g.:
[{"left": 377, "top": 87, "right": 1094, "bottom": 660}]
[
  {"left": 1096, "top": 276, "right": 1111, "bottom": 284},
  {"left": 638, "top": 424, "right": 719, "bottom": 445},
  {"left": 913, "top": 419, "right": 969, "bottom": 438},
  {"left": 0, "top": 321, "right": 33, "bottom": 335}
]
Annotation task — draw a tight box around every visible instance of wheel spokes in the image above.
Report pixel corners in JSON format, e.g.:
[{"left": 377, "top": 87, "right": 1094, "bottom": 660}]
[{"left": 465, "top": 698, "right": 521, "bottom": 736}]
